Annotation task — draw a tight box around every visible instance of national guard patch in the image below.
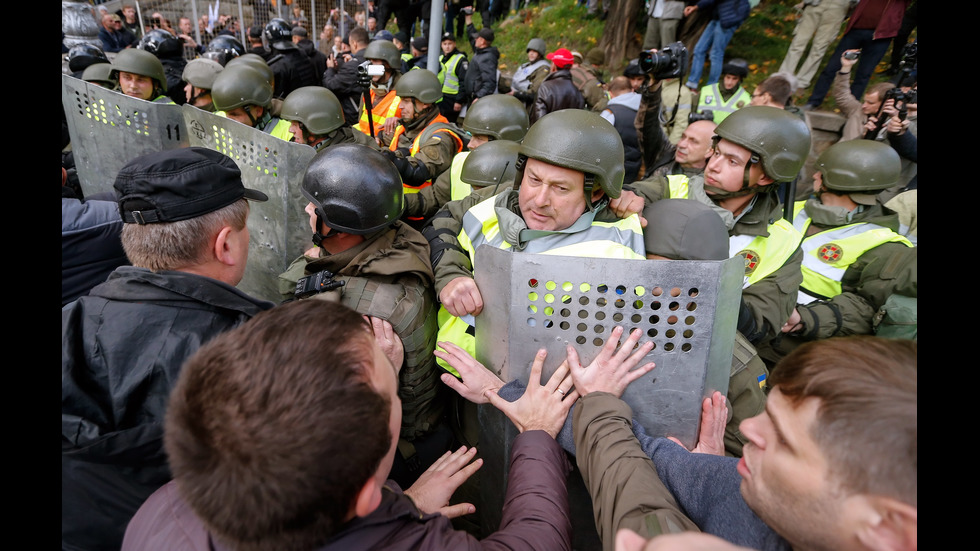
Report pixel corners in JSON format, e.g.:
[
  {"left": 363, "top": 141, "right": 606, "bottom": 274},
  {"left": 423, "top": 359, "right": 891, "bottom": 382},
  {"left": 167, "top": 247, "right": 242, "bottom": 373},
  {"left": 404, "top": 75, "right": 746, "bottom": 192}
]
[
  {"left": 704, "top": 96, "right": 714, "bottom": 105},
  {"left": 736, "top": 100, "right": 746, "bottom": 108},
  {"left": 818, "top": 242, "right": 844, "bottom": 264},
  {"left": 741, "top": 250, "right": 760, "bottom": 276}
]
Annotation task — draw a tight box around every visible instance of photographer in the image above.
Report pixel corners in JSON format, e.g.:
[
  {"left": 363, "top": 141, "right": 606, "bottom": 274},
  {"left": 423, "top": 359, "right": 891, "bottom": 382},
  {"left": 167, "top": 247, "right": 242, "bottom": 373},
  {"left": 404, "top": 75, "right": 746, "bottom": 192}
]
[
  {"left": 833, "top": 49, "right": 895, "bottom": 142},
  {"left": 322, "top": 26, "right": 371, "bottom": 126}
]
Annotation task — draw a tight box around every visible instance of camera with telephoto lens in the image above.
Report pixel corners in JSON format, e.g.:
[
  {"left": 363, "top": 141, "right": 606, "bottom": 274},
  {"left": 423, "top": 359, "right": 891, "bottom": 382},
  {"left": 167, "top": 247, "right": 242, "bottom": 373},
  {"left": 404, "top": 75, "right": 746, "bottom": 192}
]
[
  {"left": 639, "top": 41, "right": 688, "bottom": 80},
  {"left": 689, "top": 110, "right": 714, "bottom": 124}
]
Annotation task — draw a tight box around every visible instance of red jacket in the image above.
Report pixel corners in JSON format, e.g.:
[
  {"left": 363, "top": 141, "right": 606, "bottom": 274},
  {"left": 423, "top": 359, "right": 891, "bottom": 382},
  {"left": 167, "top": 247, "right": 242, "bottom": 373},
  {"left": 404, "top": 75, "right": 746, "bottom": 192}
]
[{"left": 844, "top": 0, "right": 910, "bottom": 40}]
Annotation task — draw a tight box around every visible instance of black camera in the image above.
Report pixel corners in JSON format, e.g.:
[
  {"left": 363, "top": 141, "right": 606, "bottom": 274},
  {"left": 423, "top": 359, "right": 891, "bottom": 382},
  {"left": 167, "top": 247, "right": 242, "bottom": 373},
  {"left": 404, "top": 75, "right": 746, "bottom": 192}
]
[
  {"left": 639, "top": 41, "right": 688, "bottom": 80},
  {"left": 689, "top": 110, "right": 714, "bottom": 124}
]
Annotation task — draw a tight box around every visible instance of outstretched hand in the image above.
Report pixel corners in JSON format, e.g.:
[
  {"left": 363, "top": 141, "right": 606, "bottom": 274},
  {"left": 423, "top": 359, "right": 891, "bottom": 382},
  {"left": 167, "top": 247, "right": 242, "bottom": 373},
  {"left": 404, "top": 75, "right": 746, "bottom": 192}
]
[
  {"left": 668, "top": 391, "right": 728, "bottom": 456},
  {"left": 435, "top": 341, "right": 505, "bottom": 404},
  {"left": 486, "top": 349, "right": 578, "bottom": 438},
  {"left": 567, "top": 326, "right": 656, "bottom": 398},
  {"left": 365, "top": 316, "right": 404, "bottom": 372},
  {"left": 404, "top": 446, "right": 482, "bottom": 519}
]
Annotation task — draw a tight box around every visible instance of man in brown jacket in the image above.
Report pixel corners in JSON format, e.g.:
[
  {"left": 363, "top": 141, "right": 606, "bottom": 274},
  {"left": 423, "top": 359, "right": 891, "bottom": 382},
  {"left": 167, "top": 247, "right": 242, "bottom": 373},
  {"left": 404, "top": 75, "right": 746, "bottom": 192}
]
[{"left": 122, "top": 298, "right": 579, "bottom": 551}]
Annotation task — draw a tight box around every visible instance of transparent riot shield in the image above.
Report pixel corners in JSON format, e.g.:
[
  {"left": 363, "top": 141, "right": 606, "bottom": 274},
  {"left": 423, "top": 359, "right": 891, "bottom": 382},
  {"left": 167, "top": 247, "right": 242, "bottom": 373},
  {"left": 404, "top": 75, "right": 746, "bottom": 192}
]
[
  {"left": 62, "top": 73, "right": 189, "bottom": 198},
  {"left": 472, "top": 245, "right": 743, "bottom": 543},
  {"left": 183, "top": 105, "right": 316, "bottom": 303}
]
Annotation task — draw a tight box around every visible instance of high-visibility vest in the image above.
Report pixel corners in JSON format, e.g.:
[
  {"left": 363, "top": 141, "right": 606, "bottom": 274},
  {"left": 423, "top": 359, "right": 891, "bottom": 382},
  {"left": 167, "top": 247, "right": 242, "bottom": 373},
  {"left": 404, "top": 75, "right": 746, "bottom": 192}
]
[
  {"left": 214, "top": 110, "right": 293, "bottom": 141},
  {"left": 436, "top": 193, "right": 645, "bottom": 375},
  {"left": 388, "top": 115, "right": 464, "bottom": 194},
  {"left": 438, "top": 52, "right": 465, "bottom": 95},
  {"left": 670, "top": 176, "right": 802, "bottom": 288},
  {"left": 697, "top": 83, "right": 751, "bottom": 124},
  {"left": 792, "top": 207, "right": 913, "bottom": 303},
  {"left": 449, "top": 151, "right": 471, "bottom": 201},
  {"left": 356, "top": 88, "right": 401, "bottom": 137}
]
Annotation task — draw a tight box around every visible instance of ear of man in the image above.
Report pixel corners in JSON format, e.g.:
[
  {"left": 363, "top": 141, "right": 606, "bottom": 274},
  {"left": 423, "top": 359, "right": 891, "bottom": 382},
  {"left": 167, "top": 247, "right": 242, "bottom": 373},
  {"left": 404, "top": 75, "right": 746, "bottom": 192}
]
[
  {"left": 853, "top": 494, "right": 917, "bottom": 551},
  {"left": 353, "top": 476, "right": 384, "bottom": 519}
]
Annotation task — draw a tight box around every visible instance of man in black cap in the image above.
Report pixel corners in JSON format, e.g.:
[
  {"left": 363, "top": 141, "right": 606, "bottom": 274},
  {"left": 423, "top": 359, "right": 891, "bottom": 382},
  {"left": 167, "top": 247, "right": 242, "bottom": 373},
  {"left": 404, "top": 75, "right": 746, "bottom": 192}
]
[
  {"left": 407, "top": 35, "right": 429, "bottom": 71},
  {"left": 62, "top": 147, "right": 276, "bottom": 551},
  {"left": 463, "top": 12, "right": 499, "bottom": 109},
  {"left": 247, "top": 23, "right": 271, "bottom": 60},
  {"left": 292, "top": 25, "right": 328, "bottom": 83}
]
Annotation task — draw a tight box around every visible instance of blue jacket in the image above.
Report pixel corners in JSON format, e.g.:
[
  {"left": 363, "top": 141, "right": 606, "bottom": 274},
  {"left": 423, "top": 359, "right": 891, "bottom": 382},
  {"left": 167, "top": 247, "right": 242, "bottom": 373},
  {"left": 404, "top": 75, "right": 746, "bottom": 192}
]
[{"left": 695, "top": 0, "right": 752, "bottom": 29}]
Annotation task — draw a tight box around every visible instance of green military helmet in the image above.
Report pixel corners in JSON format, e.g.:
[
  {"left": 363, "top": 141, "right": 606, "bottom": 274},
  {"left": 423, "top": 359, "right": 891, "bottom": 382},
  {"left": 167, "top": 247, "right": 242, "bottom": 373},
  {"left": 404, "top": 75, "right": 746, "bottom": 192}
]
[
  {"left": 394, "top": 68, "right": 442, "bottom": 104},
  {"left": 210, "top": 65, "right": 273, "bottom": 111},
  {"left": 714, "top": 105, "right": 811, "bottom": 182},
  {"left": 526, "top": 38, "right": 546, "bottom": 57},
  {"left": 225, "top": 54, "right": 274, "bottom": 85},
  {"left": 302, "top": 144, "right": 404, "bottom": 235},
  {"left": 82, "top": 62, "right": 115, "bottom": 87},
  {"left": 364, "top": 39, "right": 403, "bottom": 70},
  {"left": 461, "top": 94, "right": 529, "bottom": 141},
  {"left": 110, "top": 48, "right": 167, "bottom": 92},
  {"left": 461, "top": 140, "right": 521, "bottom": 189},
  {"left": 518, "top": 109, "right": 625, "bottom": 198},
  {"left": 281, "top": 86, "right": 345, "bottom": 135},
  {"left": 181, "top": 58, "right": 224, "bottom": 90},
  {"left": 816, "top": 140, "right": 901, "bottom": 193}
]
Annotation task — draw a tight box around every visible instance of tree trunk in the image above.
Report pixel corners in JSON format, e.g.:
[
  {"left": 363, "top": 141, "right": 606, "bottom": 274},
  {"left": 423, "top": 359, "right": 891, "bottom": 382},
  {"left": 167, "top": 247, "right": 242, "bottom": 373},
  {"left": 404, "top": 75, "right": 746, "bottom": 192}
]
[{"left": 598, "top": 0, "right": 644, "bottom": 70}]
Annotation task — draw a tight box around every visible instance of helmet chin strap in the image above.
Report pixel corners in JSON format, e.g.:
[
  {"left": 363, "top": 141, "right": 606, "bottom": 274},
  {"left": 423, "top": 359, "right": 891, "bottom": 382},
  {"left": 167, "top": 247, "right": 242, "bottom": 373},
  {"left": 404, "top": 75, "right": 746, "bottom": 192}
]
[
  {"left": 403, "top": 100, "right": 436, "bottom": 131},
  {"left": 704, "top": 136, "right": 762, "bottom": 200}
]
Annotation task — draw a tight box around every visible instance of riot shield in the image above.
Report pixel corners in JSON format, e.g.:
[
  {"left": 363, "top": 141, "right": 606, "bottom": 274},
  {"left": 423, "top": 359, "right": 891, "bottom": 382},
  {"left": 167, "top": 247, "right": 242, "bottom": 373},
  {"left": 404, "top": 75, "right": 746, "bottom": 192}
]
[
  {"left": 183, "top": 105, "right": 316, "bottom": 303},
  {"left": 62, "top": 73, "right": 188, "bottom": 198},
  {"left": 473, "top": 246, "right": 743, "bottom": 542}
]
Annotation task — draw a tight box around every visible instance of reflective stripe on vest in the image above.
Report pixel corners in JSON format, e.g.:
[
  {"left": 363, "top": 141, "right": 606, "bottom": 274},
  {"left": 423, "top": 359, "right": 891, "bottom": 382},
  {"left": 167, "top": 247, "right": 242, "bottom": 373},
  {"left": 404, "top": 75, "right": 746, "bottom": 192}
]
[
  {"left": 795, "top": 219, "right": 913, "bottom": 304},
  {"left": 437, "top": 193, "right": 646, "bottom": 375},
  {"left": 449, "top": 151, "right": 472, "bottom": 201},
  {"left": 666, "top": 174, "right": 690, "bottom": 198},
  {"left": 389, "top": 114, "right": 464, "bottom": 194},
  {"left": 729, "top": 218, "right": 803, "bottom": 289},
  {"left": 356, "top": 88, "right": 401, "bottom": 136},
  {"left": 697, "top": 84, "right": 751, "bottom": 124},
  {"left": 264, "top": 117, "right": 293, "bottom": 141},
  {"left": 438, "top": 52, "right": 465, "bottom": 94}
]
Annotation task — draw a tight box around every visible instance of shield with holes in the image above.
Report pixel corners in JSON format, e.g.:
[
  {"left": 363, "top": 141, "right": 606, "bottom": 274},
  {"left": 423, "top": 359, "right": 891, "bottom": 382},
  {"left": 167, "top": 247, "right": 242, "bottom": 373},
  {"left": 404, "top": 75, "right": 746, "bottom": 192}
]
[
  {"left": 183, "top": 104, "right": 317, "bottom": 303},
  {"left": 62, "top": 73, "right": 189, "bottom": 198},
  {"left": 472, "top": 245, "right": 743, "bottom": 541}
]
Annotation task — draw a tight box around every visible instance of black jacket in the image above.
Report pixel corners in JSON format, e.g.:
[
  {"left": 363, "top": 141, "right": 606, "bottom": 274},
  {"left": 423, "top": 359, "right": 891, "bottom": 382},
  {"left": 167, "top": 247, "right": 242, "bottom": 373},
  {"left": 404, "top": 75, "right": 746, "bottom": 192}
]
[
  {"left": 61, "top": 194, "right": 129, "bottom": 306},
  {"left": 530, "top": 68, "right": 585, "bottom": 124},
  {"left": 463, "top": 45, "right": 499, "bottom": 104},
  {"left": 267, "top": 41, "right": 319, "bottom": 98},
  {"left": 296, "top": 37, "right": 328, "bottom": 83},
  {"left": 62, "top": 267, "right": 274, "bottom": 551},
  {"left": 323, "top": 47, "right": 369, "bottom": 126}
]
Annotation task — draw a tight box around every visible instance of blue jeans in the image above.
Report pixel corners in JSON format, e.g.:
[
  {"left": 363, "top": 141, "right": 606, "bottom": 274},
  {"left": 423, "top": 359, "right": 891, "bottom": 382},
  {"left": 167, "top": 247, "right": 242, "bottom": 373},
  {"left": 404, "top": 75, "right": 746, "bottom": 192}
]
[
  {"left": 685, "top": 19, "right": 737, "bottom": 88},
  {"left": 805, "top": 28, "right": 892, "bottom": 108}
]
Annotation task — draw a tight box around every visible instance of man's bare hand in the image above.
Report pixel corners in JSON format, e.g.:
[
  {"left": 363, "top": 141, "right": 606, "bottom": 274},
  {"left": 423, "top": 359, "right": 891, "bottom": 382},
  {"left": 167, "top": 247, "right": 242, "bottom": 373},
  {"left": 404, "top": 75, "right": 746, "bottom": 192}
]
[
  {"left": 608, "top": 189, "right": 645, "bottom": 220},
  {"left": 365, "top": 316, "right": 403, "bottom": 371},
  {"left": 567, "top": 326, "right": 656, "bottom": 397},
  {"left": 781, "top": 308, "right": 802, "bottom": 334},
  {"left": 668, "top": 391, "right": 727, "bottom": 456},
  {"left": 440, "top": 276, "right": 484, "bottom": 317},
  {"left": 486, "top": 349, "right": 578, "bottom": 438},
  {"left": 404, "top": 446, "right": 482, "bottom": 518},
  {"left": 840, "top": 49, "right": 860, "bottom": 71},
  {"left": 435, "top": 340, "right": 505, "bottom": 404}
]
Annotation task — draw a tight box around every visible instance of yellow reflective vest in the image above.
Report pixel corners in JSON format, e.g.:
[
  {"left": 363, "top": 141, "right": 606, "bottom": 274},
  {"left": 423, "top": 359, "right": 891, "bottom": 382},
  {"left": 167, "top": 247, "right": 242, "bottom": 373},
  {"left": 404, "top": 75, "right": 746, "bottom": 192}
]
[
  {"left": 438, "top": 52, "right": 465, "bottom": 95},
  {"left": 792, "top": 203, "right": 913, "bottom": 303},
  {"left": 696, "top": 83, "right": 751, "bottom": 124},
  {"left": 436, "top": 193, "right": 646, "bottom": 375},
  {"left": 356, "top": 88, "right": 401, "bottom": 137}
]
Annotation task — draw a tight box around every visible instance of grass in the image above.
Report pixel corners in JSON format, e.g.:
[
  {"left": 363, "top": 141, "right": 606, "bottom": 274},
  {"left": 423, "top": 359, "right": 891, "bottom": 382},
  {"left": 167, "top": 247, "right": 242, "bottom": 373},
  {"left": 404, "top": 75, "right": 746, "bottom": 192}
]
[{"left": 412, "top": 0, "right": 913, "bottom": 114}]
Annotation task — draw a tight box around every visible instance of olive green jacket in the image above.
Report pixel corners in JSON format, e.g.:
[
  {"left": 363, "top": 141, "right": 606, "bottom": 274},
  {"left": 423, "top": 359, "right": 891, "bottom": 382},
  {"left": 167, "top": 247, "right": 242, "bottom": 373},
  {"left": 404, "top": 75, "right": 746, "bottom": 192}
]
[{"left": 278, "top": 221, "right": 444, "bottom": 441}]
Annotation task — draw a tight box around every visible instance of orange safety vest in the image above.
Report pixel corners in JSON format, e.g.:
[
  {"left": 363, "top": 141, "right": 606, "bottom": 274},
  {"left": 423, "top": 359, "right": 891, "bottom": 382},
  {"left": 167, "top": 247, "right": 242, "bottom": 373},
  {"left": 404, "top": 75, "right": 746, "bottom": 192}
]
[
  {"left": 388, "top": 113, "right": 464, "bottom": 195},
  {"left": 356, "top": 88, "right": 401, "bottom": 137}
]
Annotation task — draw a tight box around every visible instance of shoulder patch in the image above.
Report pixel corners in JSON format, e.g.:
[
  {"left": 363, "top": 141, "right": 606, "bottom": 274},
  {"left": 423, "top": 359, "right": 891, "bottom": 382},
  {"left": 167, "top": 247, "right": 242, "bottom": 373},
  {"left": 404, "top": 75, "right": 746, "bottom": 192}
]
[
  {"left": 817, "top": 242, "right": 844, "bottom": 263},
  {"left": 739, "top": 249, "right": 760, "bottom": 276}
]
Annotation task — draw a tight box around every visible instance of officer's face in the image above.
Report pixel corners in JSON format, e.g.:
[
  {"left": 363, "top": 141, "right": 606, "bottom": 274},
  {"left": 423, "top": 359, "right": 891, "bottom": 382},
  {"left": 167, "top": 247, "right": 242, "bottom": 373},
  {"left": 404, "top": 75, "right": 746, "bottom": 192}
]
[
  {"left": 527, "top": 50, "right": 541, "bottom": 63},
  {"left": 705, "top": 138, "right": 759, "bottom": 193},
  {"left": 442, "top": 39, "right": 455, "bottom": 55},
  {"left": 467, "top": 134, "right": 490, "bottom": 150},
  {"left": 225, "top": 106, "right": 260, "bottom": 127},
  {"left": 722, "top": 74, "right": 740, "bottom": 91},
  {"left": 119, "top": 71, "right": 154, "bottom": 100},
  {"left": 289, "top": 121, "right": 309, "bottom": 144},
  {"left": 184, "top": 83, "right": 211, "bottom": 107},
  {"left": 519, "top": 158, "right": 596, "bottom": 231}
]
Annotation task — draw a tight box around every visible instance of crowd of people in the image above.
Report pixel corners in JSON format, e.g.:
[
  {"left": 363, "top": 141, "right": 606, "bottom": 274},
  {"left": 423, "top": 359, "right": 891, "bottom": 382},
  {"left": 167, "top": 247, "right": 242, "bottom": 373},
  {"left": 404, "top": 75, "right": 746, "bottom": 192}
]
[{"left": 63, "top": 1, "right": 917, "bottom": 550}]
